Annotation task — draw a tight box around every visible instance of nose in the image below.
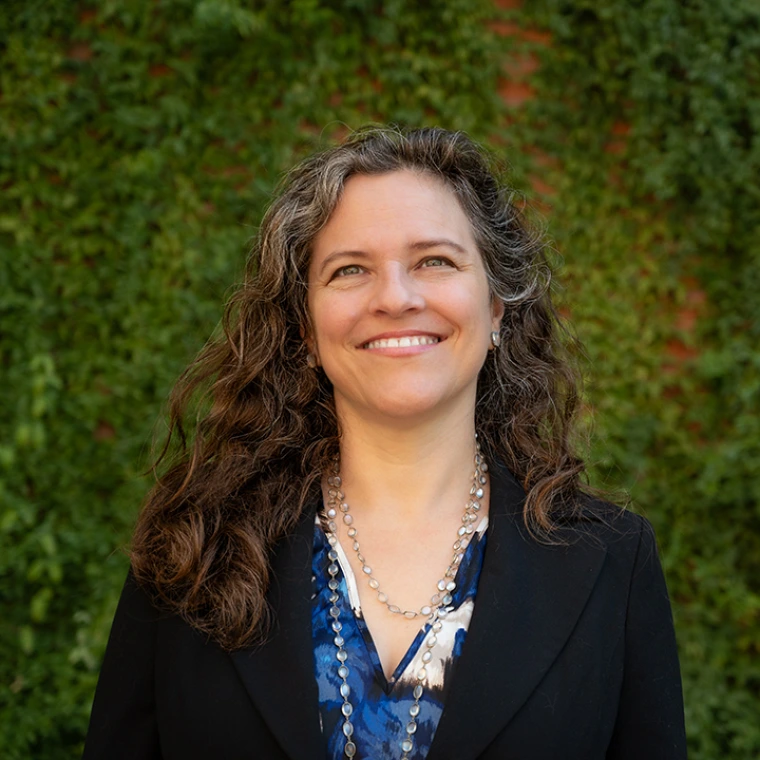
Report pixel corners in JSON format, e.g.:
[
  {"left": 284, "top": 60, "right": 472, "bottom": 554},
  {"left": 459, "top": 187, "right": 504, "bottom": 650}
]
[{"left": 368, "top": 263, "right": 425, "bottom": 317}]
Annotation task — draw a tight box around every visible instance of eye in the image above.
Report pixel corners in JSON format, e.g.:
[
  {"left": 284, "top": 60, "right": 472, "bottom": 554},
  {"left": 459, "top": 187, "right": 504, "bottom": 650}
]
[
  {"left": 332, "top": 264, "right": 364, "bottom": 278},
  {"left": 420, "top": 256, "right": 454, "bottom": 269}
]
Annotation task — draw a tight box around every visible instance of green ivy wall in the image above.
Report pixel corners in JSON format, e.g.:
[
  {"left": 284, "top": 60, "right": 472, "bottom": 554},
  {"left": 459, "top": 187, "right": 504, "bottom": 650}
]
[{"left": 1, "top": 0, "right": 758, "bottom": 757}]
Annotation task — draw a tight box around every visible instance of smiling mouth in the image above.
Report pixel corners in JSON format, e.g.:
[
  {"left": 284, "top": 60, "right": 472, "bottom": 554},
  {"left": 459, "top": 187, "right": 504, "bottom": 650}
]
[{"left": 363, "top": 336, "right": 441, "bottom": 350}]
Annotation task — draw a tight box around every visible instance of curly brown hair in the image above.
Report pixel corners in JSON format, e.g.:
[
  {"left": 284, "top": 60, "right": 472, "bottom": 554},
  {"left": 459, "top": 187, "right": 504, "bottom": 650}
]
[{"left": 131, "top": 126, "right": 588, "bottom": 650}]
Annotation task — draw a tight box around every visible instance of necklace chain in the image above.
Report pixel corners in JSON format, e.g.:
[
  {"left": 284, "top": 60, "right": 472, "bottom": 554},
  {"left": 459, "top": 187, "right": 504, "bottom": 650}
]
[
  {"left": 321, "top": 439, "right": 488, "bottom": 759},
  {"left": 324, "top": 440, "right": 487, "bottom": 618}
]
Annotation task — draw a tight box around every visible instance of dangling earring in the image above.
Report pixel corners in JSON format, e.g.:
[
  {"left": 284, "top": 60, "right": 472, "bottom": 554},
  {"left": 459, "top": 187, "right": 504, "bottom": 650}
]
[
  {"left": 490, "top": 330, "right": 501, "bottom": 349},
  {"left": 306, "top": 352, "right": 318, "bottom": 368}
]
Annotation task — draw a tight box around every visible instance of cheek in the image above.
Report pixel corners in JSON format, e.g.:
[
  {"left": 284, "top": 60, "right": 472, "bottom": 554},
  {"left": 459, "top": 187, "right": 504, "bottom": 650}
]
[
  {"left": 309, "top": 296, "right": 358, "bottom": 348},
  {"left": 442, "top": 284, "right": 493, "bottom": 332}
]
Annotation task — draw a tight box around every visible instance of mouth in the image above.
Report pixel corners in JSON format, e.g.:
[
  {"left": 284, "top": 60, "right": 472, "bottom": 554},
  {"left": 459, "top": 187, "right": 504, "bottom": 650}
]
[{"left": 362, "top": 335, "right": 442, "bottom": 350}]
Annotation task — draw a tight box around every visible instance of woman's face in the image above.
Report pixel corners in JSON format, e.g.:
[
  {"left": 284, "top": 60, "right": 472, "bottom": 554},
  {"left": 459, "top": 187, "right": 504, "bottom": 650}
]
[{"left": 307, "top": 170, "right": 503, "bottom": 426}]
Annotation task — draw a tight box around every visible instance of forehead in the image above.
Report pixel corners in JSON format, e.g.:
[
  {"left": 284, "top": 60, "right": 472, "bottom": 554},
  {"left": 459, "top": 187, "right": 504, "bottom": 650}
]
[{"left": 310, "top": 170, "right": 477, "bottom": 265}]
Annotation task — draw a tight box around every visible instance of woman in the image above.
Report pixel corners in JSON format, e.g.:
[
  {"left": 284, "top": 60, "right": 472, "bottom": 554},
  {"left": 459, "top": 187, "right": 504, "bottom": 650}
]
[{"left": 84, "top": 127, "right": 686, "bottom": 759}]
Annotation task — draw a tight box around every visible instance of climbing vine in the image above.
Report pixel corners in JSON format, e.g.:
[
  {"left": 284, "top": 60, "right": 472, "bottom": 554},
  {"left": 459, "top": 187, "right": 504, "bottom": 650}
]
[{"left": 0, "top": 0, "right": 757, "bottom": 757}]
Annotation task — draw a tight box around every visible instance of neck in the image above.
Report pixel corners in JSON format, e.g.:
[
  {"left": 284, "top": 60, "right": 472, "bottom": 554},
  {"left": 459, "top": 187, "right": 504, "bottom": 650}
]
[{"left": 332, "top": 406, "right": 480, "bottom": 526}]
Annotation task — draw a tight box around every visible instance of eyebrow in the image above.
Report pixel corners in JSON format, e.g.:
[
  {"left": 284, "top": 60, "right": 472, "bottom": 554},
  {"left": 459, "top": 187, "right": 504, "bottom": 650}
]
[
  {"left": 317, "top": 238, "right": 468, "bottom": 277},
  {"left": 409, "top": 238, "right": 467, "bottom": 254}
]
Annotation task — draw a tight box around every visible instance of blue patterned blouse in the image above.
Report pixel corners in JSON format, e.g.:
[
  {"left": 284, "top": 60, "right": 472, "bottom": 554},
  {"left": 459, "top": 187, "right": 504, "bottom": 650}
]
[{"left": 311, "top": 516, "right": 489, "bottom": 759}]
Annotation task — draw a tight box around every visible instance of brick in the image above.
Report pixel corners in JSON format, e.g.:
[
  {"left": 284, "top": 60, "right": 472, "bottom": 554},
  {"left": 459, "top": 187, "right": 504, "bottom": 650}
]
[
  {"left": 499, "top": 79, "right": 535, "bottom": 107},
  {"left": 664, "top": 338, "right": 699, "bottom": 362},
  {"left": 504, "top": 52, "right": 540, "bottom": 79},
  {"left": 528, "top": 175, "right": 557, "bottom": 196},
  {"left": 149, "top": 63, "right": 173, "bottom": 78},
  {"left": 68, "top": 44, "right": 93, "bottom": 62}
]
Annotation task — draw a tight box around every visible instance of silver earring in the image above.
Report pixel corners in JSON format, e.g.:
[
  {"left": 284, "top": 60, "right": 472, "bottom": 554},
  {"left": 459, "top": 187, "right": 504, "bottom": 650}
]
[
  {"left": 306, "top": 353, "right": 318, "bottom": 368},
  {"left": 490, "top": 330, "right": 501, "bottom": 349}
]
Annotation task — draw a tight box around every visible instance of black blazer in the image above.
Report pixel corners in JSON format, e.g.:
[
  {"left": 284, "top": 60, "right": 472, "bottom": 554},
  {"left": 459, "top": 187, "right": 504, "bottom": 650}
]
[{"left": 84, "top": 464, "right": 686, "bottom": 759}]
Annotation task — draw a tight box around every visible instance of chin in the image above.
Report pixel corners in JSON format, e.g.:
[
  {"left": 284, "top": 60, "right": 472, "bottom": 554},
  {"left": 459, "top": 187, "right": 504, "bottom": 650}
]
[
  {"left": 371, "top": 400, "right": 443, "bottom": 421},
  {"left": 343, "top": 387, "right": 469, "bottom": 425}
]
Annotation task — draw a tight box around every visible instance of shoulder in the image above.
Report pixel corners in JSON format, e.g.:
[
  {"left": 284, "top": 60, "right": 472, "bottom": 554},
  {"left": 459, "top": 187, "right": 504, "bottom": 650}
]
[
  {"left": 490, "top": 462, "right": 656, "bottom": 560},
  {"left": 550, "top": 488, "right": 652, "bottom": 544},
  {"left": 557, "top": 495, "right": 669, "bottom": 599},
  {"left": 105, "top": 569, "right": 169, "bottom": 650},
  {"left": 505, "top": 465, "right": 652, "bottom": 544},
  {"left": 499, "top": 486, "right": 662, "bottom": 593}
]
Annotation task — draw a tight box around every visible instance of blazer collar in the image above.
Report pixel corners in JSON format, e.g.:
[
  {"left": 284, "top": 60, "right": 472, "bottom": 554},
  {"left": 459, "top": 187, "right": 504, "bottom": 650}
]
[
  {"left": 230, "top": 507, "right": 324, "bottom": 760},
  {"left": 231, "top": 462, "right": 608, "bottom": 760},
  {"left": 428, "top": 461, "right": 608, "bottom": 760}
]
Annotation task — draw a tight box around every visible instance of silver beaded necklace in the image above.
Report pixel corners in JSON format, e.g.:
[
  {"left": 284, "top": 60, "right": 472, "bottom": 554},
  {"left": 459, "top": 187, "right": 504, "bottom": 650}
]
[{"left": 320, "top": 440, "right": 488, "bottom": 759}]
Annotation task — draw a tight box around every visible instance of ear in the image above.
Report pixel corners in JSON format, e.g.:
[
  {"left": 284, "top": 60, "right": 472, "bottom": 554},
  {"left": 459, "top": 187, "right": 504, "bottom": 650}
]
[
  {"left": 299, "top": 325, "right": 320, "bottom": 366},
  {"left": 490, "top": 295, "right": 505, "bottom": 332}
]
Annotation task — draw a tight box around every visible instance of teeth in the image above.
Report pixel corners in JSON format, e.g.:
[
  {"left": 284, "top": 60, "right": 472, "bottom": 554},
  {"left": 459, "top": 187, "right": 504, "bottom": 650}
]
[{"left": 365, "top": 336, "right": 440, "bottom": 350}]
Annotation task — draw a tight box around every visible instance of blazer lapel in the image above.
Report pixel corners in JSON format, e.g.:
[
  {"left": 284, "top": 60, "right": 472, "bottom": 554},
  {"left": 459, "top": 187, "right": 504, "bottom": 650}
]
[
  {"left": 429, "top": 463, "right": 608, "bottom": 760},
  {"left": 230, "top": 505, "right": 324, "bottom": 760}
]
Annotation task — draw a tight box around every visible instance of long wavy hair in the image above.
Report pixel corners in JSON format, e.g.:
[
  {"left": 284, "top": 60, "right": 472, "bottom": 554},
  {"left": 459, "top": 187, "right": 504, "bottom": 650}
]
[{"left": 132, "top": 126, "right": 589, "bottom": 650}]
